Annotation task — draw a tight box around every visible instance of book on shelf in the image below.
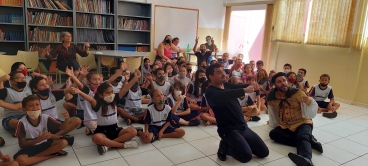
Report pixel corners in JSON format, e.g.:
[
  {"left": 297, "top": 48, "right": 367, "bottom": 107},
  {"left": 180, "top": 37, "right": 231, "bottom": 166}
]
[
  {"left": 28, "top": 27, "right": 63, "bottom": 42},
  {"left": 118, "top": 45, "right": 149, "bottom": 52},
  {"left": 76, "top": 29, "right": 114, "bottom": 43},
  {"left": 0, "top": 13, "right": 23, "bottom": 23},
  {"left": 27, "top": 11, "right": 72, "bottom": 26},
  {"left": 0, "top": 30, "right": 24, "bottom": 41},
  {"left": 118, "top": 19, "right": 149, "bottom": 31},
  {"left": 76, "top": 13, "right": 113, "bottom": 28},
  {"left": 0, "top": 0, "right": 22, "bottom": 6},
  {"left": 38, "top": 61, "right": 49, "bottom": 73},
  {"left": 78, "top": 44, "right": 111, "bottom": 50},
  {"left": 30, "top": 44, "right": 53, "bottom": 58},
  {"left": 76, "top": 0, "right": 111, "bottom": 14},
  {"left": 27, "top": 0, "right": 71, "bottom": 10}
]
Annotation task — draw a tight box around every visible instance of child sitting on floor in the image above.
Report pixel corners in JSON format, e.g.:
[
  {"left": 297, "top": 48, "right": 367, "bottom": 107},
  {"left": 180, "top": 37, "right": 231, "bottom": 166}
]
[
  {"left": 309, "top": 74, "right": 340, "bottom": 118},
  {"left": 200, "top": 80, "right": 216, "bottom": 126},
  {"left": 297, "top": 68, "right": 310, "bottom": 93},
  {"left": 238, "top": 93, "right": 260, "bottom": 122},
  {"left": 13, "top": 95, "right": 69, "bottom": 166},
  {"left": 138, "top": 90, "right": 185, "bottom": 143},
  {"left": 70, "top": 70, "right": 142, "bottom": 155},
  {"left": 0, "top": 150, "right": 18, "bottom": 166}
]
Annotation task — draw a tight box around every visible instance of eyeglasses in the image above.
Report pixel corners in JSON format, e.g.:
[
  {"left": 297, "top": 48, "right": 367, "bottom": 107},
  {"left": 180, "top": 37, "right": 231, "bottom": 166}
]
[{"left": 12, "top": 77, "right": 26, "bottom": 81}]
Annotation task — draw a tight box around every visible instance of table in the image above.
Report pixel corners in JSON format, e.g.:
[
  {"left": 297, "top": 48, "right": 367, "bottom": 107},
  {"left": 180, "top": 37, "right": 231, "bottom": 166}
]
[
  {"left": 186, "top": 51, "right": 224, "bottom": 65},
  {"left": 91, "top": 50, "right": 149, "bottom": 82},
  {"left": 0, "top": 52, "right": 5, "bottom": 55}
]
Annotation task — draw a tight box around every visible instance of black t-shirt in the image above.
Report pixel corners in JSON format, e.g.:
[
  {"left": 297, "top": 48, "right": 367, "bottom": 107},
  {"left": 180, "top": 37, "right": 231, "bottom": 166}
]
[
  {"left": 205, "top": 82, "right": 250, "bottom": 135},
  {"left": 195, "top": 51, "right": 212, "bottom": 66}
]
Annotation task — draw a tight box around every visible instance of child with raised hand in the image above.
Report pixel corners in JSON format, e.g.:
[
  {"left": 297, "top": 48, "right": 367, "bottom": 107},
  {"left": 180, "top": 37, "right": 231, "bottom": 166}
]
[
  {"left": 163, "top": 62, "right": 176, "bottom": 85},
  {"left": 29, "top": 76, "right": 81, "bottom": 145},
  {"left": 167, "top": 80, "right": 200, "bottom": 127},
  {"left": 13, "top": 95, "right": 69, "bottom": 166},
  {"left": 69, "top": 69, "right": 142, "bottom": 155},
  {"left": 138, "top": 90, "right": 185, "bottom": 143},
  {"left": 309, "top": 74, "right": 340, "bottom": 118},
  {"left": 119, "top": 72, "right": 148, "bottom": 126},
  {"left": 0, "top": 151, "right": 18, "bottom": 166}
]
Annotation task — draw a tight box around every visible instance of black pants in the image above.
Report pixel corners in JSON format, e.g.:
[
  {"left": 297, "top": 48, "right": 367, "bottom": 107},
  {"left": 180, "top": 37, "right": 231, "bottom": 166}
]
[
  {"left": 269, "top": 124, "right": 313, "bottom": 160},
  {"left": 220, "top": 126, "right": 269, "bottom": 163}
]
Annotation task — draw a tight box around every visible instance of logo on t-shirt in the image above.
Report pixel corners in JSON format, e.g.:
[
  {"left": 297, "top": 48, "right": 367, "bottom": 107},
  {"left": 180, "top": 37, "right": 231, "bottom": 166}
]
[
  {"left": 42, "top": 127, "right": 47, "bottom": 134},
  {"left": 163, "top": 113, "right": 168, "bottom": 119},
  {"left": 51, "top": 98, "right": 55, "bottom": 104}
]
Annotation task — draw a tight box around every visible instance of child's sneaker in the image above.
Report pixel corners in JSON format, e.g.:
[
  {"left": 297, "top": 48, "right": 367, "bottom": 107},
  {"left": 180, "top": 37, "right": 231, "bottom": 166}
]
[
  {"left": 250, "top": 116, "right": 261, "bottom": 121},
  {"left": 124, "top": 139, "right": 140, "bottom": 149},
  {"left": 60, "top": 135, "right": 75, "bottom": 145},
  {"left": 97, "top": 145, "right": 109, "bottom": 155},
  {"left": 188, "top": 119, "right": 200, "bottom": 126}
]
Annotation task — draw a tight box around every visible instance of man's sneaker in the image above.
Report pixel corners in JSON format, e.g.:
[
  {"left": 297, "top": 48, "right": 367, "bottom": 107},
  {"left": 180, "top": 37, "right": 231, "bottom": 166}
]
[
  {"left": 250, "top": 116, "right": 261, "bottom": 122},
  {"left": 60, "top": 135, "right": 74, "bottom": 146},
  {"left": 126, "top": 119, "right": 132, "bottom": 126},
  {"left": 311, "top": 135, "right": 323, "bottom": 153},
  {"left": 150, "top": 135, "right": 158, "bottom": 143},
  {"left": 217, "top": 140, "right": 227, "bottom": 161},
  {"left": 188, "top": 119, "right": 200, "bottom": 126},
  {"left": 288, "top": 153, "right": 314, "bottom": 166},
  {"left": 124, "top": 139, "right": 140, "bottom": 149},
  {"left": 322, "top": 112, "right": 337, "bottom": 118},
  {"left": 97, "top": 145, "right": 109, "bottom": 155}
]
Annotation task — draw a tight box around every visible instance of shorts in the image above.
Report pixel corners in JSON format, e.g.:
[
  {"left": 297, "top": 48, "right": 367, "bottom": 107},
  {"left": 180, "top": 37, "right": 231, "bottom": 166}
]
[
  {"left": 148, "top": 125, "right": 176, "bottom": 137},
  {"left": 317, "top": 101, "right": 330, "bottom": 108},
  {"left": 85, "top": 120, "right": 97, "bottom": 134},
  {"left": 124, "top": 107, "right": 147, "bottom": 117},
  {"left": 171, "top": 110, "right": 200, "bottom": 123},
  {"left": 2, "top": 114, "right": 25, "bottom": 131},
  {"left": 76, "top": 109, "right": 84, "bottom": 121},
  {"left": 94, "top": 123, "right": 123, "bottom": 140},
  {"left": 13, "top": 140, "right": 53, "bottom": 160}
]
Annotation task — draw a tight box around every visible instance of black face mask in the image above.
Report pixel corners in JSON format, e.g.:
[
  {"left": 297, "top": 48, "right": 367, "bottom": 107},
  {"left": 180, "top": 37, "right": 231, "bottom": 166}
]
[
  {"left": 165, "top": 39, "right": 171, "bottom": 43},
  {"left": 115, "top": 76, "right": 122, "bottom": 82},
  {"left": 201, "top": 66, "right": 207, "bottom": 69},
  {"left": 198, "top": 77, "right": 206, "bottom": 83},
  {"left": 320, "top": 83, "right": 328, "bottom": 87},
  {"left": 187, "top": 69, "right": 192, "bottom": 73},
  {"left": 16, "top": 82, "right": 27, "bottom": 88},
  {"left": 132, "top": 82, "right": 139, "bottom": 89}
]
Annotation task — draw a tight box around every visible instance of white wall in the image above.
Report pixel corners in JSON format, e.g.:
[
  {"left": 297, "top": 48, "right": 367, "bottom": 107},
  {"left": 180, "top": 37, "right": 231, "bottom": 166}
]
[
  {"left": 224, "top": 0, "right": 275, "bottom": 5},
  {"left": 232, "top": 4, "right": 266, "bottom": 11}
]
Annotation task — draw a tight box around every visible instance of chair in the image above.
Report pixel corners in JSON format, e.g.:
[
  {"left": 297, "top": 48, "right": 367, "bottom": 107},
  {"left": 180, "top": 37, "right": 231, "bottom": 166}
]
[
  {"left": 20, "top": 51, "right": 39, "bottom": 72},
  {"left": 0, "top": 54, "right": 25, "bottom": 74},
  {"left": 76, "top": 52, "right": 98, "bottom": 71},
  {"left": 0, "top": 68, "right": 6, "bottom": 77},
  {"left": 100, "top": 56, "right": 117, "bottom": 74},
  {"left": 56, "top": 69, "right": 67, "bottom": 89}
]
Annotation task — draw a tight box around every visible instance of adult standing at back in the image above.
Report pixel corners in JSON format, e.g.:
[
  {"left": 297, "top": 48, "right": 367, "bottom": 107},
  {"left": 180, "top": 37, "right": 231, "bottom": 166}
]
[
  {"left": 205, "top": 63, "right": 269, "bottom": 163},
  {"left": 193, "top": 37, "right": 214, "bottom": 67},
  {"left": 47, "top": 31, "right": 90, "bottom": 76},
  {"left": 156, "top": 35, "right": 179, "bottom": 61}
]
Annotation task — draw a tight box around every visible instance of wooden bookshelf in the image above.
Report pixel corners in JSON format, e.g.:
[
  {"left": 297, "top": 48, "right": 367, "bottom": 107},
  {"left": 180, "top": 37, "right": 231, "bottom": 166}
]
[{"left": 0, "top": 0, "right": 26, "bottom": 54}]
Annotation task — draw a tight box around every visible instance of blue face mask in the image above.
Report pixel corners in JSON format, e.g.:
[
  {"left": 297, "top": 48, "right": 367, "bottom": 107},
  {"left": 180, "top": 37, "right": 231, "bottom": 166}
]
[{"left": 207, "top": 40, "right": 211, "bottom": 44}]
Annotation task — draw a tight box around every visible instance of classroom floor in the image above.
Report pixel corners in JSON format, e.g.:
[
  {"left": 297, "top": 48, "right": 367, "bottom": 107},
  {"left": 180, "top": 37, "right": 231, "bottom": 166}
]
[{"left": 1, "top": 101, "right": 368, "bottom": 166}]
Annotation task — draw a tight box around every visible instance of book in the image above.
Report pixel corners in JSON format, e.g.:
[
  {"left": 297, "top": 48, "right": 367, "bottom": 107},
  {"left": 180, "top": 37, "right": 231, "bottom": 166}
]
[
  {"left": 76, "top": 0, "right": 111, "bottom": 14},
  {"left": 27, "top": 0, "right": 71, "bottom": 10},
  {"left": 0, "top": 0, "right": 22, "bottom": 6},
  {"left": 76, "top": 13, "right": 113, "bottom": 28},
  {"left": 118, "top": 45, "right": 149, "bottom": 52},
  {"left": 118, "top": 18, "right": 149, "bottom": 31},
  {"left": 27, "top": 11, "right": 72, "bottom": 26},
  {"left": 0, "top": 13, "right": 23, "bottom": 23},
  {"left": 76, "top": 29, "right": 113, "bottom": 43}
]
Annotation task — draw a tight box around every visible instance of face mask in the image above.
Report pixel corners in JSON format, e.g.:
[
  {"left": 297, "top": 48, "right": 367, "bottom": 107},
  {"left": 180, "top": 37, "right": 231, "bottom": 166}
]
[
  {"left": 21, "top": 69, "right": 28, "bottom": 76},
  {"left": 165, "top": 39, "right": 171, "bottom": 43},
  {"left": 157, "top": 76, "right": 165, "bottom": 81},
  {"left": 207, "top": 40, "right": 211, "bottom": 44},
  {"left": 175, "top": 90, "right": 182, "bottom": 97},
  {"left": 16, "top": 82, "right": 27, "bottom": 88},
  {"left": 198, "top": 77, "right": 206, "bottom": 83},
  {"left": 132, "top": 82, "right": 139, "bottom": 89},
  {"left": 200, "top": 49, "right": 206, "bottom": 53},
  {"left": 201, "top": 66, "right": 207, "bottom": 69},
  {"left": 284, "top": 70, "right": 290, "bottom": 74},
  {"left": 237, "top": 64, "right": 242, "bottom": 67},
  {"left": 144, "top": 63, "right": 150, "bottom": 67},
  {"left": 320, "top": 83, "right": 328, "bottom": 87},
  {"left": 27, "top": 110, "right": 41, "bottom": 120},
  {"left": 288, "top": 78, "right": 296, "bottom": 83},
  {"left": 297, "top": 73, "right": 303, "bottom": 78},
  {"left": 90, "top": 83, "right": 100, "bottom": 90},
  {"left": 156, "top": 99, "right": 165, "bottom": 105},
  {"left": 115, "top": 76, "right": 122, "bottom": 82},
  {"left": 38, "top": 88, "right": 50, "bottom": 96},
  {"left": 179, "top": 72, "right": 186, "bottom": 78},
  {"left": 104, "top": 93, "right": 115, "bottom": 103},
  {"left": 187, "top": 69, "right": 192, "bottom": 73}
]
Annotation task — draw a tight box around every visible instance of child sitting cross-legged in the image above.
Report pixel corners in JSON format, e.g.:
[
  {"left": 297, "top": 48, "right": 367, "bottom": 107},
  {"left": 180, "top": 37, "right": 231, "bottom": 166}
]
[
  {"left": 69, "top": 69, "right": 143, "bottom": 155},
  {"left": 13, "top": 95, "right": 69, "bottom": 166},
  {"left": 238, "top": 93, "right": 260, "bottom": 122},
  {"left": 138, "top": 89, "right": 185, "bottom": 143}
]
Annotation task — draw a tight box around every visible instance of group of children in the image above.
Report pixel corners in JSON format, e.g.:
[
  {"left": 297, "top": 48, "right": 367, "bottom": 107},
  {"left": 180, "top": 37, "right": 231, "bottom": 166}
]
[{"left": 0, "top": 50, "right": 339, "bottom": 165}]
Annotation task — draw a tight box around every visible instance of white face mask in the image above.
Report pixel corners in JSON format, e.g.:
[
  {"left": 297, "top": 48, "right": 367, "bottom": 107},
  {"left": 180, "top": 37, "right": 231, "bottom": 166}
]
[
  {"left": 27, "top": 110, "right": 41, "bottom": 120},
  {"left": 104, "top": 93, "right": 115, "bottom": 103},
  {"left": 284, "top": 70, "right": 290, "bottom": 74},
  {"left": 175, "top": 91, "right": 182, "bottom": 97}
]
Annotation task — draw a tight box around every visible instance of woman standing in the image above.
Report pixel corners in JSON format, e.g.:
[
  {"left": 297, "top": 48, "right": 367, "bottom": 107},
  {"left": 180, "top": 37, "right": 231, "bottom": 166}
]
[
  {"left": 47, "top": 31, "right": 90, "bottom": 75},
  {"left": 156, "top": 35, "right": 179, "bottom": 61}
]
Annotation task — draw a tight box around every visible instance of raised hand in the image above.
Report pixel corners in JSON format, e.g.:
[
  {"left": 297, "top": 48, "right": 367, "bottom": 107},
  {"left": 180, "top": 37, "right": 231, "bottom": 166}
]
[
  {"left": 84, "top": 42, "right": 90, "bottom": 49},
  {"left": 195, "top": 37, "right": 199, "bottom": 43},
  {"left": 145, "top": 72, "right": 153, "bottom": 81},
  {"left": 120, "top": 62, "right": 128, "bottom": 71},
  {"left": 65, "top": 67, "right": 74, "bottom": 77},
  {"left": 70, "top": 87, "right": 81, "bottom": 94},
  {"left": 211, "top": 37, "right": 214, "bottom": 44},
  {"left": 134, "top": 69, "right": 141, "bottom": 78},
  {"left": 46, "top": 76, "right": 55, "bottom": 86},
  {"left": 0, "top": 74, "right": 10, "bottom": 82}
]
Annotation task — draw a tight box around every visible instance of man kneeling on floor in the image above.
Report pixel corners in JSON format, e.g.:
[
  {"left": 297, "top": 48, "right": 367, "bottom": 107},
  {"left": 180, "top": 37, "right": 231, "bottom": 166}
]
[
  {"left": 267, "top": 72, "right": 323, "bottom": 166},
  {"left": 14, "top": 95, "right": 69, "bottom": 166}
]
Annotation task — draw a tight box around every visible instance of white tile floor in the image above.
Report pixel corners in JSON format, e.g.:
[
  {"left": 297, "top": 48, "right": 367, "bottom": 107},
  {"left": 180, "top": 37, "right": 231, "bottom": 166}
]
[{"left": 1, "top": 102, "right": 368, "bottom": 166}]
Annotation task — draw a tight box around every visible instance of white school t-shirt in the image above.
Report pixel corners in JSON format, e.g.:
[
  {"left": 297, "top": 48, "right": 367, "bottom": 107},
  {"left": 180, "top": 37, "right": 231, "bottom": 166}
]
[
  {"left": 110, "top": 82, "right": 123, "bottom": 93},
  {"left": 124, "top": 88, "right": 142, "bottom": 108},
  {"left": 2, "top": 87, "right": 32, "bottom": 118},
  {"left": 95, "top": 104, "right": 118, "bottom": 126},
  {"left": 147, "top": 104, "right": 172, "bottom": 126},
  {"left": 18, "top": 114, "right": 49, "bottom": 145},
  {"left": 79, "top": 87, "right": 97, "bottom": 125},
  {"left": 39, "top": 92, "right": 58, "bottom": 119}
]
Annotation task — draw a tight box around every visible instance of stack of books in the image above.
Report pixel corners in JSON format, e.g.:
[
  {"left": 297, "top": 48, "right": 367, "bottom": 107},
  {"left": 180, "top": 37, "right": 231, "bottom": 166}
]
[
  {"left": 118, "top": 19, "right": 149, "bottom": 30},
  {"left": 76, "top": 0, "right": 111, "bottom": 14},
  {"left": 27, "top": 11, "right": 72, "bottom": 26},
  {"left": 0, "top": 13, "right": 23, "bottom": 23}
]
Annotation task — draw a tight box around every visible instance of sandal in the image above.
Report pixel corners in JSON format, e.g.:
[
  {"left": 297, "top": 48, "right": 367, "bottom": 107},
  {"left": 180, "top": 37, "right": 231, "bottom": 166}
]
[
  {"left": 50, "top": 150, "right": 68, "bottom": 156},
  {"left": 85, "top": 128, "right": 92, "bottom": 135}
]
